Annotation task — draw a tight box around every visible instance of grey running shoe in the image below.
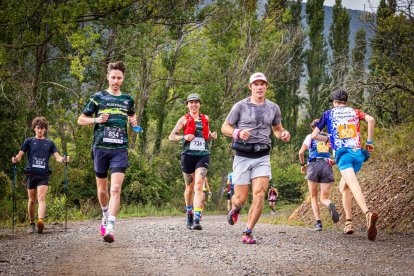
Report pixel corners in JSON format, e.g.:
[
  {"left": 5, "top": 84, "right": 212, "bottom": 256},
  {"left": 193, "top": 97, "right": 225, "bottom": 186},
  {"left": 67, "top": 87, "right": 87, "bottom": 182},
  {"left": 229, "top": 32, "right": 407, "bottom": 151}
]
[
  {"left": 313, "top": 222, "right": 323, "bottom": 231},
  {"left": 193, "top": 219, "right": 202, "bottom": 230},
  {"left": 329, "top": 203, "right": 340, "bottom": 223},
  {"left": 28, "top": 223, "right": 36, "bottom": 234}
]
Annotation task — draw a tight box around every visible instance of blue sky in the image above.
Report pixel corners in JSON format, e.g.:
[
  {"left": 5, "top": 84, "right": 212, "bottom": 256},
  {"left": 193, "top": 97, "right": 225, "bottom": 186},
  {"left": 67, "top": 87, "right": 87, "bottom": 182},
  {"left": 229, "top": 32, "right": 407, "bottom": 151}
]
[{"left": 302, "top": 0, "right": 380, "bottom": 11}]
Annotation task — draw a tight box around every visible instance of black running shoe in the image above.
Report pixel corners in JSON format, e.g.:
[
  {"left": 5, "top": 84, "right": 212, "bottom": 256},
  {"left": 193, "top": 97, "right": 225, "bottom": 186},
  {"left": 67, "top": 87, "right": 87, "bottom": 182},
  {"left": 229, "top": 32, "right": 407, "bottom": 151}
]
[
  {"left": 186, "top": 213, "right": 194, "bottom": 230},
  {"left": 329, "top": 203, "right": 340, "bottom": 223},
  {"left": 193, "top": 219, "right": 202, "bottom": 230}
]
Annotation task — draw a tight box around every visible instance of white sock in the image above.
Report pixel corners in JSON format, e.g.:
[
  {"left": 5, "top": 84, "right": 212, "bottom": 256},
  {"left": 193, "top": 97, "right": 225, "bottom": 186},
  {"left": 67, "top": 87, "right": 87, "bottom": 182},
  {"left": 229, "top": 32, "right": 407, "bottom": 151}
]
[
  {"left": 107, "top": 216, "right": 116, "bottom": 228},
  {"left": 102, "top": 206, "right": 109, "bottom": 218}
]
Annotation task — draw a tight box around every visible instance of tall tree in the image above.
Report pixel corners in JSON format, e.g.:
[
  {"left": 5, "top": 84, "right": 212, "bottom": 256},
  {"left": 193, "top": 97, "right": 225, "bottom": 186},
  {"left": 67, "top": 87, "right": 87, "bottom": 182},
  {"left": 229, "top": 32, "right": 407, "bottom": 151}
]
[
  {"left": 350, "top": 28, "right": 367, "bottom": 104},
  {"left": 368, "top": 0, "right": 414, "bottom": 124},
  {"left": 329, "top": 0, "right": 351, "bottom": 87},
  {"left": 304, "top": 0, "right": 331, "bottom": 120}
]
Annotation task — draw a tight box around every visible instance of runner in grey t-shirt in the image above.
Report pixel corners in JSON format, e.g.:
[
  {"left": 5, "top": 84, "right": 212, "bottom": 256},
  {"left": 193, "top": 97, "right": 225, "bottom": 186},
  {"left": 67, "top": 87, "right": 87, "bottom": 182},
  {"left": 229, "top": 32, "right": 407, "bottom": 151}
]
[{"left": 221, "top": 72, "right": 290, "bottom": 244}]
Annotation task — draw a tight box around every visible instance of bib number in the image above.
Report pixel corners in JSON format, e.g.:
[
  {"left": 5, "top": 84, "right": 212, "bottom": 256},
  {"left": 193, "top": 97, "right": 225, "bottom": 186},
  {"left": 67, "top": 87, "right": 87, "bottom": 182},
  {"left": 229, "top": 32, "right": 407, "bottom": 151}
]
[
  {"left": 189, "top": 137, "right": 206, "bottom": 151},
  {"left": 316, "top": 142, "right": 330, "bottom": 153},
  {"left": 32, "top": 157, "right": 46, "bottom": 169},
  {"left": 338, "top": 124, "right": 357, "bottom": 139},
  {"left": 103, "top": 127, "right": 125, "bottom": 144}
]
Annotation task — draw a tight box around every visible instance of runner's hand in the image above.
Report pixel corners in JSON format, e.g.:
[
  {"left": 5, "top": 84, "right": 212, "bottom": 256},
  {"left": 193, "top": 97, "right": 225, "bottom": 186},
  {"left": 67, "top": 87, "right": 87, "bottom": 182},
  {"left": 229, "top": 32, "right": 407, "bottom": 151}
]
[
  {"left": 240, "top": 128, "right": 253, "bottom": 140},
  {"left": 11, "top": 156, "right": 18, "bottom": 164},
  {"left": 209, "top": 131, "right": 217, "bottom": 140},
  {"left": 62, "top": 156, "right": 70, "bottom": 163},
  {"left": 366, "top": 144, "right": 374, "bottom": 152},
  {"left": 281, "top": 130, "right": 290, "bottom": 142},
  {"left": 326, "top": 158, "right": 335, "bottom": 166},
  {"left": 300, "top": 164, "right": 307, "bottom": 174},
  {"left": 97, "top": 113, "right": 110, "bottom": 124},
  {"left": 184, "top": 134, "right": 195, "bottom": 141},
  {"left": 129, "top": 117, "right": 138, "bottom": 127}
]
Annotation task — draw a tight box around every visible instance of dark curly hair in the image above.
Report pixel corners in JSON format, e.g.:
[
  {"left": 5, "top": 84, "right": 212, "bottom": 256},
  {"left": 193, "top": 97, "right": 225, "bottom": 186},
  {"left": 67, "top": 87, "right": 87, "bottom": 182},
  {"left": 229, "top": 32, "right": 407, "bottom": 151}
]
[
  {"left": 107, "top": 61, "right": 126, "bottom": 74},
  {"left": 32, "top": 116, "right": 49, "bottom": 129}
]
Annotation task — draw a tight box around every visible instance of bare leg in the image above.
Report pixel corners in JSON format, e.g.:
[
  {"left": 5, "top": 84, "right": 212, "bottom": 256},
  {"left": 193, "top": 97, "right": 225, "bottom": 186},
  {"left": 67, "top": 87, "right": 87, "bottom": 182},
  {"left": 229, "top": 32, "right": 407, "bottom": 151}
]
[
  {"left": 319, "top": 183, "right": 332, "bottom": 207},
  {"left": 36, "top": 185, "right": 49, "bottom": 219},
  {"left": 246, "top": 177, "right": 269, "bottom": 230},
  {"left": 183, "top": 172, "right": 195, "bottom": 207},
  {"left": 108, "top": 172, "right": 125, "bottom": 217},
  {"left": 308, "top": 180, "right": 320, "bottom": 221},
  {"left": 232, "top": 185, "right": 249, "bottom": 209},
  {"left": 27, "top": 189, "right": 37, "bottom": 221},
  {"left": 193, "top": 167, "right": 207, "bottom": 211},
  {"left": 340, "top": 168, "right": 369, "bottom": 215},
  {"left": 96, "top": 177, "right": 109, "bottom": 209},
  {"left": 339, "top": 176, "right": 353, "bottom": 220}
]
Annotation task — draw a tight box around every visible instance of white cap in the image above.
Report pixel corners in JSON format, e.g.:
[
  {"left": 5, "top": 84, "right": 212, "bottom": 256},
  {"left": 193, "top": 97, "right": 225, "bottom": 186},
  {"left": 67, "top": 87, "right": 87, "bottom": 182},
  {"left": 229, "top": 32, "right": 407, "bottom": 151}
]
[{"left": 249, "top": 72, "right": 268, "bottom": 85}]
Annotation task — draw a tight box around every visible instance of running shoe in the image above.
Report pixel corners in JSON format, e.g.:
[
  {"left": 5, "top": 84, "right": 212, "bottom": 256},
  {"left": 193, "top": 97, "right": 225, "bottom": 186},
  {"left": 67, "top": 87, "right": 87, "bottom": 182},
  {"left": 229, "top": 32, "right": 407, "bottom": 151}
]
[
  {"left": 329, "top": 203, "right": 340, "bottom": 223},
  {"left": 100, "top": 217, "right": 108, "bottom": 237},
  {"left": 37, "top": 220, "right": 44, "bottom": 234},
  {"left": 103, "top": 227, "right": 115, "bottom": 243},
  {"left": 313, "top": 222, "right": 323, "bottom": 231},
  {"left": 242, "top": 231, "right": 256, "bottom": 244},
  {"left": 366, "top": 211, "right": 379, "bottom": 241},
  {"left": 343, "top": 220, "right": 354, "bottom": 234},
  {"left": 186, "top": 212, "right": 194, "bottom": 230},
  {"left": 193, "top": 219, "right": 202, "bottom": 230},
  {"left": 227, "top": 209, "right": 240, "bottom": 225},
  {"left": 28, "top": 223, "right": 36, "bottom": 234}
]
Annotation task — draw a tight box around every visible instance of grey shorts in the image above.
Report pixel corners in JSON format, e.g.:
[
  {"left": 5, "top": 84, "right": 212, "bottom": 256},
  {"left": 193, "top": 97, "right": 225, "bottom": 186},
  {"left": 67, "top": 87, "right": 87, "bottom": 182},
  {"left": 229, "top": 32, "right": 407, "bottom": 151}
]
[
  {"left": 232, "top": 155, "right": 272, "bottom": 185},
  {"left": 305, "top": 159, "right": 334, "bottom": 183}
]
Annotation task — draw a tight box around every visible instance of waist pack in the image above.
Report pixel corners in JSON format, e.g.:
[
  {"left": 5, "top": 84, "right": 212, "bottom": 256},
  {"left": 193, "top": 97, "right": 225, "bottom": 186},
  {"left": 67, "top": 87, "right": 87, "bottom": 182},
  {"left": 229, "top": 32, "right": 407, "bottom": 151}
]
[{"left": 231, "top": 141, "right": 270, "bottom": 153}]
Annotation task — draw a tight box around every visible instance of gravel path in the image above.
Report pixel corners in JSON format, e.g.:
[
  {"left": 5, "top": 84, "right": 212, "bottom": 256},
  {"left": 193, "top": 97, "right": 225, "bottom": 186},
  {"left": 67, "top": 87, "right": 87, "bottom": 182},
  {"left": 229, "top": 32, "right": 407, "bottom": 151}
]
[{"left": 1, "top": 215, "right": 414, "bottom": 275}]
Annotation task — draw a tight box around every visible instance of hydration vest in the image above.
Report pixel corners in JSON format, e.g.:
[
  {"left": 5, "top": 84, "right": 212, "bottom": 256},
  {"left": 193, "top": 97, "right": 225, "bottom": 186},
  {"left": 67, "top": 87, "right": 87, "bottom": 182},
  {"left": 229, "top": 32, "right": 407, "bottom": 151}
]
[{"left": 184, "top": 114, "right": 209, "bottom": 141}]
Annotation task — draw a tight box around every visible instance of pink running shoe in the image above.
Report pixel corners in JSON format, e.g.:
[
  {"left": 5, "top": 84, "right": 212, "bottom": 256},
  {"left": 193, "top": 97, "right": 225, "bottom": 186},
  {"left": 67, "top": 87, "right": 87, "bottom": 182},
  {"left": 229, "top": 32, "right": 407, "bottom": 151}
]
[
  {"left": 227, "top": 209, "right": 240, "bottom": 225},
  {"left": 103, "top": 227, "right": 115, "bottom": 243},
  {"left": 100, "top": 217, "right": 107, "bottom": 237},
  {"left": 242, "top": 233, "right": 256, "bottom": 244}
]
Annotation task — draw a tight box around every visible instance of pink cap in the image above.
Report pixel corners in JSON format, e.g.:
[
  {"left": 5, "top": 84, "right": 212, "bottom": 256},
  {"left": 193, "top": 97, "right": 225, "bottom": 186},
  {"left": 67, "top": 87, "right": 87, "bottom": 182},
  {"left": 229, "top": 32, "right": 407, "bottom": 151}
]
[{"left": 249, "top": 72, "right": 268, "bottom": 85}]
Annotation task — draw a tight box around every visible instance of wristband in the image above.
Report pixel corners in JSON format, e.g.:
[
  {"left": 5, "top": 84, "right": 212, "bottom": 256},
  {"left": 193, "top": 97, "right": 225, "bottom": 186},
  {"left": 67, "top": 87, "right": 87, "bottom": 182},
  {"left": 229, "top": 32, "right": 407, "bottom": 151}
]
[
  {"left": 300, "top": 163, "right": 305, "bottom": 166},
  {"left": 366, "top": 140, "right": 373, "bottom": 145},
  {"left": 93, "top": 118, "right": 97, "bottom": 124}
]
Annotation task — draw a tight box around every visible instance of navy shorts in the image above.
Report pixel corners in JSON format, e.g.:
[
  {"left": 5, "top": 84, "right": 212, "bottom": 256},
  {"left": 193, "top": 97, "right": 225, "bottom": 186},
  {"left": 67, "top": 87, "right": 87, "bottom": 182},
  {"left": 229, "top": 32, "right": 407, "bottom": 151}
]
[
  {"left": 180, "top": 154, "right": 209, "bottom": 174},
  {"left": 93, "top": 148, "right": 128, "bottom": 178},
  {"left": 26, "top": 175, "right": 49, "bottom": 190}
]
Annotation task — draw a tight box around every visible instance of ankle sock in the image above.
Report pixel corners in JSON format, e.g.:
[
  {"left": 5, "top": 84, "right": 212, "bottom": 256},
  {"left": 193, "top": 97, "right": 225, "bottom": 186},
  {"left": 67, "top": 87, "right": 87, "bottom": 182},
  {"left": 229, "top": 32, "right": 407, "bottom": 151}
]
[
  {"left": 186, "top": 205, "right": 193, "bottom": 214},
  {"left": 317, "top": 220, "right": 322, "bottom": 224}
]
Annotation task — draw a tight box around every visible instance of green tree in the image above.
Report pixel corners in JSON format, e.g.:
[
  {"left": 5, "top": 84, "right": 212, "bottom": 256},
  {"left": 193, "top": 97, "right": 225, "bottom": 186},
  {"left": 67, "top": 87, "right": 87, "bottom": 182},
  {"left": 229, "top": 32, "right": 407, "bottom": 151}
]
[
  {"left": 329, "top": 0, "right": 351, "bottom": 87},
  {"left": 304, "top": 0, "right": 331, "bottom": 121}
]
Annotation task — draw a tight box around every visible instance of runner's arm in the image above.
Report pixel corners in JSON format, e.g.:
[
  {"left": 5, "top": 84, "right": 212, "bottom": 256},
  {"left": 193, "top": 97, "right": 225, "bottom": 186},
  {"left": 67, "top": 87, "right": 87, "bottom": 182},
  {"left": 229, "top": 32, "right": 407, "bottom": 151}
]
[
  {"left": 221, "top": 121, "right": 235, "bottom": 138},
  {"left": 298, "top": 144, "right": 308, "bottom": 166},
  {"left": 11, "top": 151, "right": 25, "bottom": 163},
  {"left": 311, "top": 127, "right": 328, "bottom": 142},
  {"left": 168, "top": 116, "right": 186, "bottom": 142},
  {"left": 364, "top": 114, "right": 375, "bottom": 142},
  {"left": 77, "top": 113, "right": 108, "bottom": 125},
  {"left": 53, "top": 152, "right": 70, "bottom": 163},
  {"left": 272, "top": 124, "right": 290, "bottom": 142}
]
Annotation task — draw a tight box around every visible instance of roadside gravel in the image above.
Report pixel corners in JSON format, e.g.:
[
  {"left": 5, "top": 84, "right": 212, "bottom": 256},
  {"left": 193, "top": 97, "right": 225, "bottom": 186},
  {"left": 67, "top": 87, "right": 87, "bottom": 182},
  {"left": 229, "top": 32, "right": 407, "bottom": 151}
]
[{"left": 1, "top": 215, "right": 413, "bottom": 275}]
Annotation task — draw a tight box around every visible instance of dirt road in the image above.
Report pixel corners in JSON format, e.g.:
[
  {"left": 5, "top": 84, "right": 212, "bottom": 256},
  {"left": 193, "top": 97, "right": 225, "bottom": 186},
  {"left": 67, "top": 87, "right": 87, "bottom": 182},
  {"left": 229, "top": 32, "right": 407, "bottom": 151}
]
[{"left": 1, "top": 215, "right": 413, "bottom": 275}]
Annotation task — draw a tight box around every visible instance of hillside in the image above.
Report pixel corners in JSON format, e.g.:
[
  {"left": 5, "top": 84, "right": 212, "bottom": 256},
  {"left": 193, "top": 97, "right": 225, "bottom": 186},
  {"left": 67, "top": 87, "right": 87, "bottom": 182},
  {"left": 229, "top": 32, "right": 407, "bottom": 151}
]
[{"left": 289, "top": 123, "right": 414, "bottom": 234}]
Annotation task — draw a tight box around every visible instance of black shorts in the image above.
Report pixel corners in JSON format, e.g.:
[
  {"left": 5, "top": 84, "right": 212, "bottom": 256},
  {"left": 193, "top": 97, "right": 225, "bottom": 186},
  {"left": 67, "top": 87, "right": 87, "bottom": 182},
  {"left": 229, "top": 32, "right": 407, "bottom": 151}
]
[
  {"left": 226, "top": 189, "right": 234, "bottom": 200},
  {"left": 26, "top": 175, "right": 49, "bottom": 190},
  {"left": 180, "top": 154, "right": 209, "bottom": 174},
  {"left": 93, "top": 148, "right": 128, "bottom": 178}
]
